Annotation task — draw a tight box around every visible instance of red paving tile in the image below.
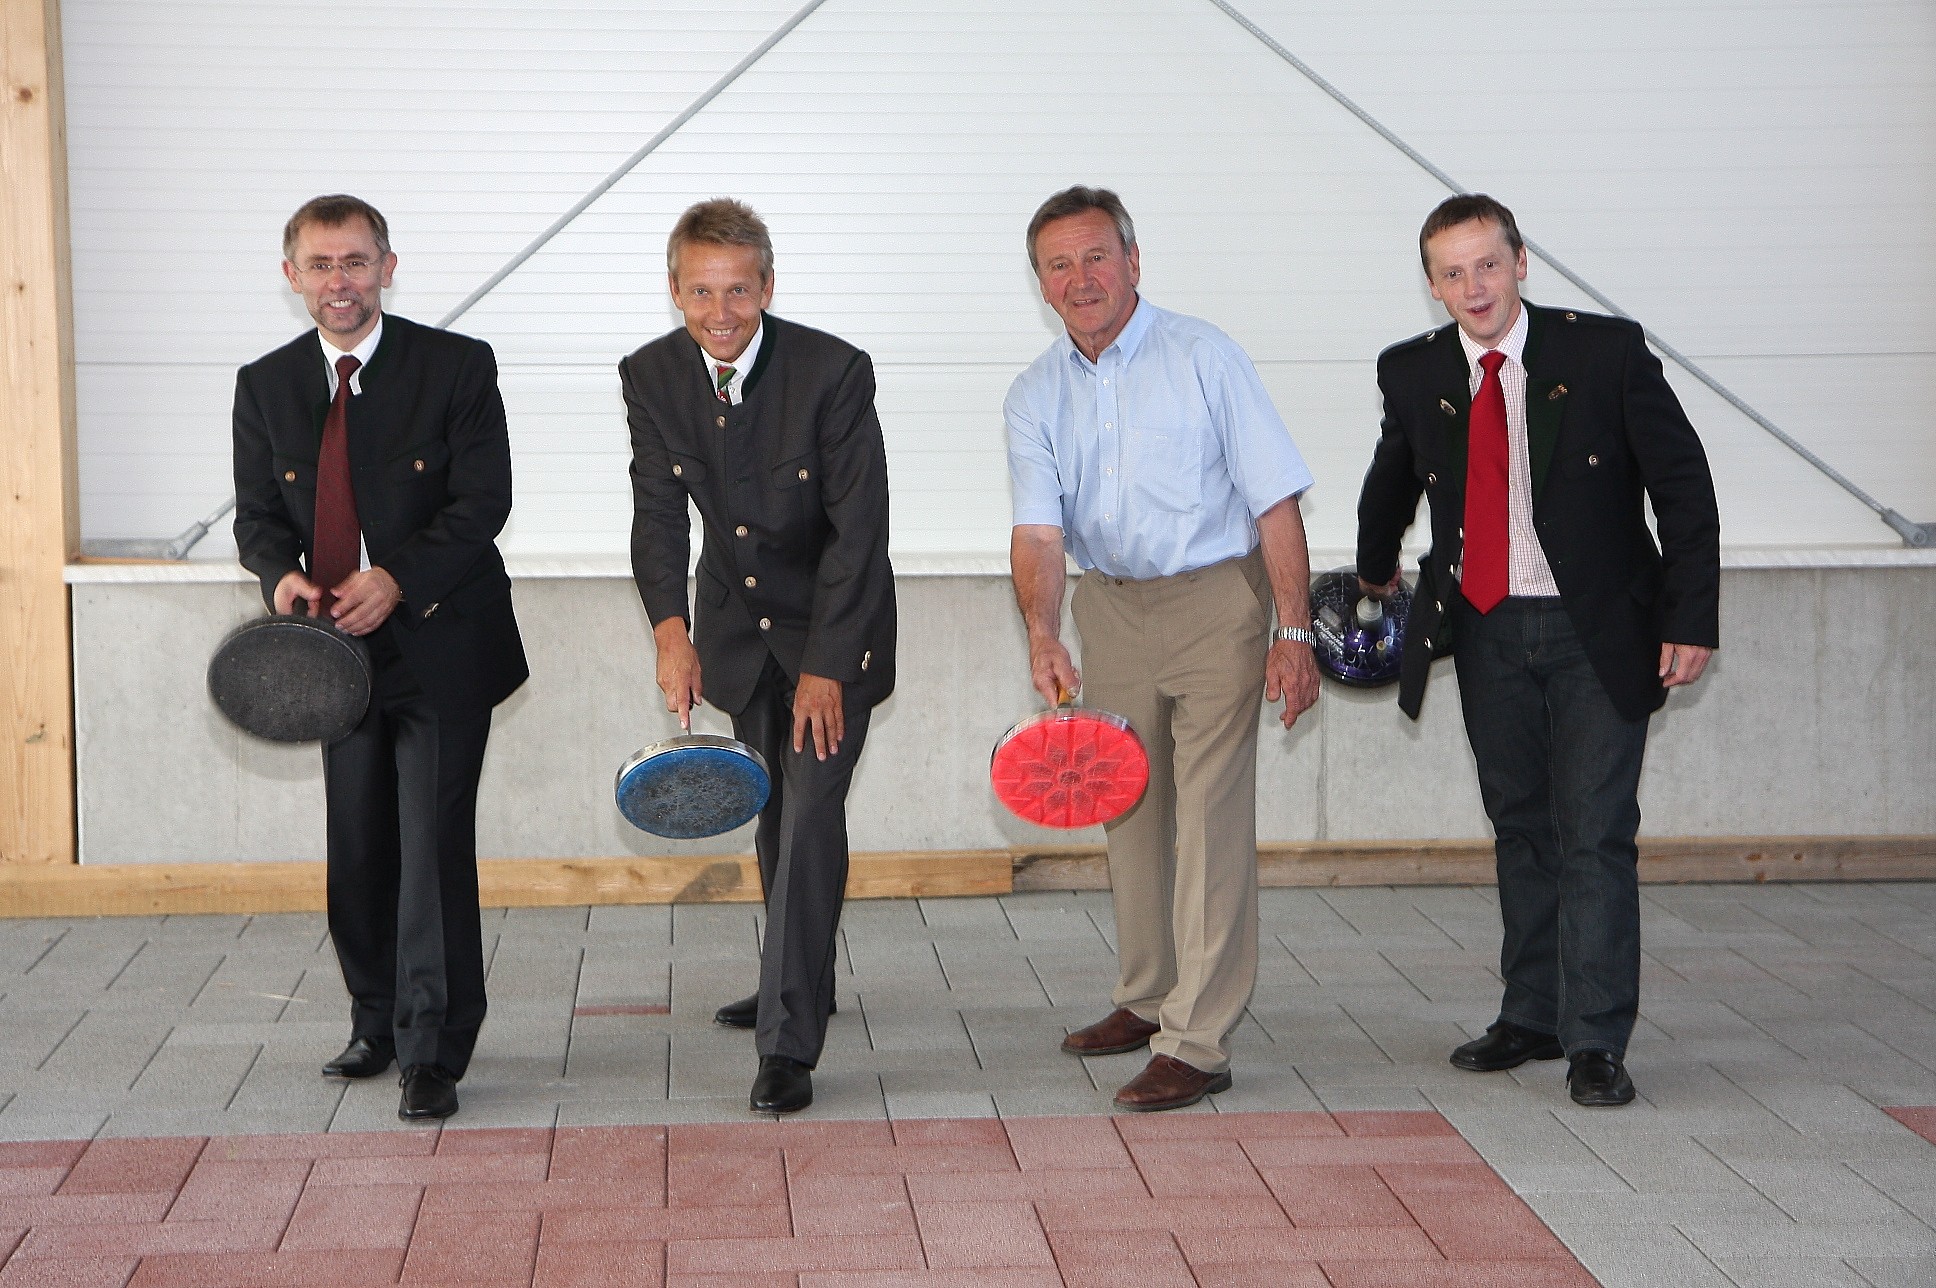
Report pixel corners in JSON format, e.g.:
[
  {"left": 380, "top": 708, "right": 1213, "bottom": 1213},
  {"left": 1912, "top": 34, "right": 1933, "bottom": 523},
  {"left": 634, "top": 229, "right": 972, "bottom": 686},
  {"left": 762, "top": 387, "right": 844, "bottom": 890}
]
[
  {"left": 1885, "top": 1105, "right": 1936, "bottom": 1144},
  {"left": 163, "top": 1157, "right": 308, "bottom": 1224},
  {"left": 532, "top": 1238, "right": 664, "bottom": 1288},
  {"left": 0, "top": 1257, "right": 142, "bottom": 1287},
  {"left": 913, "top": 1199, "right": 1056, "bottom": 1269},
  {"left": 278, "top": 1181, "right": 421, "bottom": 1251},
  {"left": 0, "top": 1107, "right": 1597, "bottom": 1286}
]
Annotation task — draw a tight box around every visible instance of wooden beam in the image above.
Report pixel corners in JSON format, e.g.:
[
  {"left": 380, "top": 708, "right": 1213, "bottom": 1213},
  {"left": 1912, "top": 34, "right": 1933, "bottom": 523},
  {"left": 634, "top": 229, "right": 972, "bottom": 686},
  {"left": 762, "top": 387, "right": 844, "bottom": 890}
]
[
  {"left": 0, "top": 0, "right": 78, "bottom": 865},
  {"left": 0, "top": 839, "right": 1929, "bottom": 918}
]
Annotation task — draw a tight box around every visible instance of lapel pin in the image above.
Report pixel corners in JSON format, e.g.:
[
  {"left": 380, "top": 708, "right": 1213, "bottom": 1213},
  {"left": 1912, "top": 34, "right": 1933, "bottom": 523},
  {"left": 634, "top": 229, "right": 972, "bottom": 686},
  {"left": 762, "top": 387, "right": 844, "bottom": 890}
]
[
  {"left": 1549, "top": 385, "right": 1567, "bottom": 400},
  {"left": 1439, "top": 399, "right": 1457, "bottom": 416}
]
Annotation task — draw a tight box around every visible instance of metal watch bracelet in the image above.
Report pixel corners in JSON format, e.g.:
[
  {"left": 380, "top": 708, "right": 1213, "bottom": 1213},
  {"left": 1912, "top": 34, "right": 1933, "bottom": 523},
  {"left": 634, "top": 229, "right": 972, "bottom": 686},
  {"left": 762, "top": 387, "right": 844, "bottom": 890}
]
[{"left": 1273, "top": 625, "right": 1315, "bottom": 645}]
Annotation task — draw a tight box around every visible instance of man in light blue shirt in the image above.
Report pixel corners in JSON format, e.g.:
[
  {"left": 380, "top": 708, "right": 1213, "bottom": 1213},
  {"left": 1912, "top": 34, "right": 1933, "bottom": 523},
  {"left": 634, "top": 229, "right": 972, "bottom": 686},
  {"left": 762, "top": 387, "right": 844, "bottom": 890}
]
[{"left": 1006, "top": 186, "right": 1320, "bottom": 1112}]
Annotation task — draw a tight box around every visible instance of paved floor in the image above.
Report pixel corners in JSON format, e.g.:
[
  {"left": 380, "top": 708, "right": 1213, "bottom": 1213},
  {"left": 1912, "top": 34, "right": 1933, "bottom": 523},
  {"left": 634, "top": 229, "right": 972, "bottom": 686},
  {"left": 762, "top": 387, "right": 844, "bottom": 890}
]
[{"left": 1, "top": 881, "right": 1934, "bottom": 1285}]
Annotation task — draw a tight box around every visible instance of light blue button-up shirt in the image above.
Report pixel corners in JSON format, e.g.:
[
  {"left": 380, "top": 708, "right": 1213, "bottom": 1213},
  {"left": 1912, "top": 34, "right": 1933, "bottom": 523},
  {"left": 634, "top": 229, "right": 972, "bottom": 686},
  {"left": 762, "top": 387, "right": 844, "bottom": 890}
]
[{"left": 1005, "top": 298, "right": 1312, "bottom": 580}]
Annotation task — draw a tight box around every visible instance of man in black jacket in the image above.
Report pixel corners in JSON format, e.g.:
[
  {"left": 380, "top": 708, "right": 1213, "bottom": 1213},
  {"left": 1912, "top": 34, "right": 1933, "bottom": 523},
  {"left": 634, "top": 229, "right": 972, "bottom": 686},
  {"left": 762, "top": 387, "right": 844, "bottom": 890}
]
[
  {"left": 623, "top": 198, "right": 896, "bottom": 1115},
  {"left": 1356, "top": 194, "right": 1719, "bottom": 1106},
  {"left": 233, "top": 194, "right": 527, "bottom": 1121}
]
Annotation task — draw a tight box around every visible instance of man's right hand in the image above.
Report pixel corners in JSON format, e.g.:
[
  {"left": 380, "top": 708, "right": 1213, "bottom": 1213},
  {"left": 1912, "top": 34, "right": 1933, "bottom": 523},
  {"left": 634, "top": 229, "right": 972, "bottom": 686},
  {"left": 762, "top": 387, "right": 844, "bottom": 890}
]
[
  {"left": 1029, "top": 637, "right": 1080, "bottom": 708},
  {"left": 652, "top": 617, "right": 704, "bottom": 730},
  {"left": 1358, "top": 567, "right": 1402, "bottom": 600},
  {"left": 275, "top": 570, "right": 324, "bottom": 617}
]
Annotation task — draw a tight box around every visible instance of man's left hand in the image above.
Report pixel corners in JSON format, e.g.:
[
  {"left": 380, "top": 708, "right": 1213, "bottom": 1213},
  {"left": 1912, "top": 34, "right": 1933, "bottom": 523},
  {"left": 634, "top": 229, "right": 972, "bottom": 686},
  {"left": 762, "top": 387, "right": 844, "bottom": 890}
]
[
  {"left": 1659, "top": 642, "right": 1712, "bottom": 689},
  {"left": 1265, "top": 639, "right": 1320, "bottom": 729},
  {"left": 330, "top": 567, "right": 403, "bottom": 636},
  {"left": 793, "top": 673, "right": 845, "bottom": 760}
]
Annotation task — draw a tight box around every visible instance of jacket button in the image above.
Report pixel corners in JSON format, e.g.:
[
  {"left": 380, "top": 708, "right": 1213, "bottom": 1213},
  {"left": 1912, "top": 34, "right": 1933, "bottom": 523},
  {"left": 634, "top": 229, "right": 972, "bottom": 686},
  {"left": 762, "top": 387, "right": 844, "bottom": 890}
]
[
  {"left": 672, "top": 464, "right": 683, "bottom": 477},
  {"left": 716, "top": 415, "right": 726, "bottom": 429},
  {"left": 735, "top": 525, "right": 748, "bottom": 537},
  {"left": 413, "top": 459, "right": 425, "bottom": 471},
  {"left": 1426, "top": 472, "right": 1437, "bottom": 485},
  {"left": 1565, "top": 311, "right": 1578, "bottom": 321},
  {"left": 759, "top": 617, "right": 771, "bottom": 630},
  {"left": 797, "top": 468, "right": 809, "bottom": 481},
  {"left": 1587, "top": 454, "right": 1600, "bottom": 466},
  {"left": 283, "top": 470, "right": 296, "bottom": 482},
  {"left": 743, "top": 576, "right": 757, "bottom": 589}
]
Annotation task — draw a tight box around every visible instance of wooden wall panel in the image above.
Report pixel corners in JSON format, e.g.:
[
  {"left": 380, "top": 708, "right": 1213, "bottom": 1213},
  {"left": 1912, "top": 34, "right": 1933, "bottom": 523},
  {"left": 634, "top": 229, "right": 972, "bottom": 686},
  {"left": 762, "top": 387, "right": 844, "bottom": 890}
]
[{"left": 0, "top": 0, "right": 78, "bottom": 865}]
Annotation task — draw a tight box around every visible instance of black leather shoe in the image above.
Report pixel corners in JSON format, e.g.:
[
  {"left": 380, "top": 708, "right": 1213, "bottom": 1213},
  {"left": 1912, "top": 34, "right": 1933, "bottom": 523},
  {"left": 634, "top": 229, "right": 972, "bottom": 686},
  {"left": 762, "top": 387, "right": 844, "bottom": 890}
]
[
  {"left": 714, "top": 993, "right": 835, "bottom": 1030},
  {"left": 1567, "top": 1051, "right": 1636, "bottom": 1106},
  {"left": 749, "top": 1055, "right": 813, "bottom": 1115},
  {"left": 322, "top": 1036, "right": 395, "bottom": 1079},
  {"left": 1450, "top": 1021, "right": 1564, "bottom": 1072},
  {"left": 398, "top": 1065, "right": 460, "bottom": 1120}
]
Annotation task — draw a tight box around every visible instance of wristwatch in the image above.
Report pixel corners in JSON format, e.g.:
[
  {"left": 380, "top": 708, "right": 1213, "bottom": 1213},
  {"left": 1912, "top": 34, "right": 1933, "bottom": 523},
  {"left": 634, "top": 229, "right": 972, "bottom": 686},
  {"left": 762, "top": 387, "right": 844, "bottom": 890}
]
[{"left": 1273, "top": 626, "right": 1315, "bottom": 646}]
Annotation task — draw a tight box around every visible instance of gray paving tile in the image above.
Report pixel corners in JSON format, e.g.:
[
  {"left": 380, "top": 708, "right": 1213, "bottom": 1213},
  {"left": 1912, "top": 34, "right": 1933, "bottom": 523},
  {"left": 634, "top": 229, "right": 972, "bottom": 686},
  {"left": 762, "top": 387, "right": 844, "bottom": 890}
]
[{"left": 1711, "top": 1257, "right": 1871, "bottom": 1287}]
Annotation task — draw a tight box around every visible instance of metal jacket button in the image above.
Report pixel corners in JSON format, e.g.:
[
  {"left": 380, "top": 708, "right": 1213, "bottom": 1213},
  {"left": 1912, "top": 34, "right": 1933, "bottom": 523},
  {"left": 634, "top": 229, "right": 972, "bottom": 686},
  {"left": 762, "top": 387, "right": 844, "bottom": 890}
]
[
  {"left": 671, "top": 464, "right": 683, "bottom": 476},
  {"left": 1587, "top": 454, "right": 1600, "bottom": 466},
  {"left": 283, "top": 470, "right": 297, "bottom": 482},
  {"left": 797, "top": 468, "right": 809, "bottom": 481},
  {"left": 1426, "top": 472, "right": 1437, "bottom": 485},
  {"left": 715, "top": 416, "right": 726, "bottom": 428},
  {"left": 413, "top": 459, "right": 425, "bottom": 471},
  {"left": 743, "top": 576, "right": 757, "bottom": 588},
  {"left": 735, "top": 525, "right": 748, "bottom": 537},
  {"left": 759, "top": 617, "right": 771, "bottom": 630}
]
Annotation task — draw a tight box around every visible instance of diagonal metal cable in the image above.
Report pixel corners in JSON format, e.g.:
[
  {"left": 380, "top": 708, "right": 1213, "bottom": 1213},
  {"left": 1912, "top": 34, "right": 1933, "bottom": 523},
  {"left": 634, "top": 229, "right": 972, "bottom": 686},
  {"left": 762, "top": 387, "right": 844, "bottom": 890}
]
[
  {"left": 439, "top": 0, "right": 831, "bottom": 327},
  {"left": 1204, "top": 0, "right": 1932, "bottom": 547}
]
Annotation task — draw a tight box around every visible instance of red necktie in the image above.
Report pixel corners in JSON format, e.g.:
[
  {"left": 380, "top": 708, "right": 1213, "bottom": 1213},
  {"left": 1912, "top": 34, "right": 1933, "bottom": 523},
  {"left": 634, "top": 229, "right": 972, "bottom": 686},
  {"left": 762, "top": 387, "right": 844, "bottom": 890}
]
[
  {"left": 1461, "top": 349, "right": 1509, "bottom": 614},
  {"left": 311, "top": 354, "right": 362, "bottom": 613}
]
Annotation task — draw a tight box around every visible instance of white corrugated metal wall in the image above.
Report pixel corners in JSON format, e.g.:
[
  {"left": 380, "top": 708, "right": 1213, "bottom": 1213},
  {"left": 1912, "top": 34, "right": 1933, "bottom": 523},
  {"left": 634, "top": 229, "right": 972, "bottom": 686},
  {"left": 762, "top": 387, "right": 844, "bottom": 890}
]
[{"left": 62, "top": 0, "right": 1936, "bottom": 560}]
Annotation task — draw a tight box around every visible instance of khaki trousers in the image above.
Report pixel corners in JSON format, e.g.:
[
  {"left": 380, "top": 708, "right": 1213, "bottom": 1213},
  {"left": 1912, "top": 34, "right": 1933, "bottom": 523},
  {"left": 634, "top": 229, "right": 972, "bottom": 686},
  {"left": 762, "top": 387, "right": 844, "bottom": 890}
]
[{"left": 1071, "top": 549, "right": 1270, "bottom": 1073}]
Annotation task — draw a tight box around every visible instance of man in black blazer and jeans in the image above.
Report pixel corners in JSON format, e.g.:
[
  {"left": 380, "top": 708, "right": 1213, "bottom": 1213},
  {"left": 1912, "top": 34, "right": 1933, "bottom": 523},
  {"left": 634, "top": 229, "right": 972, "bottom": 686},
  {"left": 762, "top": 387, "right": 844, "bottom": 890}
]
[
  {"left": 623, "top": 199, "right": 896, "bottom": 1115},
  {"left": 233, "top": 194, "right": 527, "bottom": 1121},
  {"left": 1356, "top": 194, "right": 1720, "bottom": 1106}
]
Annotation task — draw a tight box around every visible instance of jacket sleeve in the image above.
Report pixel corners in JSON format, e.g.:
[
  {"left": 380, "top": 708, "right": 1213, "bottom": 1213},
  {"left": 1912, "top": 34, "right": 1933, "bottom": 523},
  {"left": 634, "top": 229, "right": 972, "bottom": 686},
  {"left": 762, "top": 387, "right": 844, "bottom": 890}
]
[
  {"left": 799, "top": 349, "right": 892, "bottom": 683},
  {"left": 1355, "top": 355, "right": 1427, "bottom": 586},
  {"left": 1620, "top": 324, "right": 1720, "bottom": 648},
  {"left": 622, "top": 354, "right": 694, "bottom": 628},
  {"left": 231, "top": 366, "right": 305, "bottom": 611},
  {"left": 375, "top": 339, "right": 514, "bottom": 615}
]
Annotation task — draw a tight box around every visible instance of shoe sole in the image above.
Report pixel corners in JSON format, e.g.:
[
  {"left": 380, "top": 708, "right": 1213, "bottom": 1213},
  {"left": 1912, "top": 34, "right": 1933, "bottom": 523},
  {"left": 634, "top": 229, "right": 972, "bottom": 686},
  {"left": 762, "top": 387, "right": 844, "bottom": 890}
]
[
  {"left": 1113, "top": 1070, "right": 1233, "bottom": 1112},
  {"left": 1449, "top": 1045, "right": 1565, "bottom": 1072},
  {"left": 1061, "top": 1035, "right": 1156, "bottom": 1057}
]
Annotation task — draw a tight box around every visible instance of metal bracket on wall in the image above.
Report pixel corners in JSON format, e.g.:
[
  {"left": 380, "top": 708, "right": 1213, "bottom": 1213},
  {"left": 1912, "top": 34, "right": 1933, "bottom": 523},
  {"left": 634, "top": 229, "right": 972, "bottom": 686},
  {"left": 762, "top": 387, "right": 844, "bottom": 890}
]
[{"left": 1206, "top": 0, "right": 1933, "bottom": 551}]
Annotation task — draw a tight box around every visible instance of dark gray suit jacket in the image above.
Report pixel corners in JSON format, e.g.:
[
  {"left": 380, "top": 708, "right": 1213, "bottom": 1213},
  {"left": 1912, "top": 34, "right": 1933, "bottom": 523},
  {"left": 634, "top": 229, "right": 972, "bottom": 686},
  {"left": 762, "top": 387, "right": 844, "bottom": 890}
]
[
  {"left": 1357, "top": 304, "right": 1720, "bottom": 723},
  {"left": 232, "top": 313, "right": 528, "bottom": 716},
  {"left": 622, "top": 313, "right": 896, "bottom": 716}
]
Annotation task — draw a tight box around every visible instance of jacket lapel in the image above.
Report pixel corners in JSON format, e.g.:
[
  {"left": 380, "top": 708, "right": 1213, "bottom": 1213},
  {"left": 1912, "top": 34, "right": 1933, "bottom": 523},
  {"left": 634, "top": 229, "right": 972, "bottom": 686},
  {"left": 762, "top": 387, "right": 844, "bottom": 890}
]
[
  {"left": 343, "top": 316, "right": 403, "bottom": 467},
  {"left": 1429, "top": 325, "right": 1472, "bottom": 484},
  {"left": 1520, "top": 306, "right": 1567, "bottom": 506}
]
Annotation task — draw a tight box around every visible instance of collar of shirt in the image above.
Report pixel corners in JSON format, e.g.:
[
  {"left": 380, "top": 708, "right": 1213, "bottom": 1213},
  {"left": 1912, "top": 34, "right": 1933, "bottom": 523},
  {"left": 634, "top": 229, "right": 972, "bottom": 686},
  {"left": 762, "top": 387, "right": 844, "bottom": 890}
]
[
  {"left": 1456, "top": 300, "right": 1528, "bottom": 382},
  {"left": 698, "top": 320, "right": 763, "bottom": 406},
  {"left": 1059, "top": 294, "right": 1152, "bottom": 372},
  {"left": 320, "top": 316, "right": 383, "bottom": 398}
]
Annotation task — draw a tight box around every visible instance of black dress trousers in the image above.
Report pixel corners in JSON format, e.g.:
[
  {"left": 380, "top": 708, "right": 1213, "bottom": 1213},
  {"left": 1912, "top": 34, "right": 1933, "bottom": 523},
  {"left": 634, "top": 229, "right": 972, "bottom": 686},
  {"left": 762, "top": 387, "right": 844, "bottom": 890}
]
[
  {"left": 731, "top": 655, "right": 873, "bottom": 1068},
  {"left": 322, "top": 623, "right": 493, "bottom": 1077}
]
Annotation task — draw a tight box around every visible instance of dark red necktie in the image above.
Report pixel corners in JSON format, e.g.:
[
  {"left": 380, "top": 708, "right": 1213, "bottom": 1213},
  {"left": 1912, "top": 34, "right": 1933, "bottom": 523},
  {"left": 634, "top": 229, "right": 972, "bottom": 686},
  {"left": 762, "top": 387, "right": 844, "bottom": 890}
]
[
  {"left": 1461, "top": 349, "right": 1509, "bottom": 614},
  {"left": 311, "top": 354, "right": 362, "bottom": 613}
]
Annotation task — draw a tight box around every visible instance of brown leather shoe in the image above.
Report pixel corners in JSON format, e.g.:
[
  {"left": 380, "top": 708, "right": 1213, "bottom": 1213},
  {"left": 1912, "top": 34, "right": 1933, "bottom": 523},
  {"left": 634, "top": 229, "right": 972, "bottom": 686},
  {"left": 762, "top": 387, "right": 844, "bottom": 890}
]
[
  {"left": 1113, "top": 1054, "right": 1233, "bottom": 1112},
  {"left": 1061, "top": 1007, "right": 1161, "bottom": 1056}
]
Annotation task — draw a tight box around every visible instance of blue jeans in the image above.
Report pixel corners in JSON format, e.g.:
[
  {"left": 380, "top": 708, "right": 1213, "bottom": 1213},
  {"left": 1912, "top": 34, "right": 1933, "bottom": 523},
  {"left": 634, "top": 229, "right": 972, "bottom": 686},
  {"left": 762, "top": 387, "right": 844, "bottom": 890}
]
[{"left": 1452, "top": 597, "right": 1650, "bottom": 1058}]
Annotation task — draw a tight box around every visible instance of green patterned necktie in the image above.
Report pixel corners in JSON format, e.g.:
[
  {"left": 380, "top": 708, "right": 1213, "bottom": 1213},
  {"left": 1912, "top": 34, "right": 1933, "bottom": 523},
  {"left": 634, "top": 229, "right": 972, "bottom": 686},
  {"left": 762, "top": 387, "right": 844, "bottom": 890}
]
[{"left": 714, "top": 364, "right": 736, "bottom": 404}]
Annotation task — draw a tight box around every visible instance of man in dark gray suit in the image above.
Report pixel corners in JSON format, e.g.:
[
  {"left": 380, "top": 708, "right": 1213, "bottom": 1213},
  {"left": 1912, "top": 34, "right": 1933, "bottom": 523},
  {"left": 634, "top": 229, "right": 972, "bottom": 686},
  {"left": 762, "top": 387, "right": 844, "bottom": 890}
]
[{"left": 622, "top": 198, "right": 896, "bottom": 1115}]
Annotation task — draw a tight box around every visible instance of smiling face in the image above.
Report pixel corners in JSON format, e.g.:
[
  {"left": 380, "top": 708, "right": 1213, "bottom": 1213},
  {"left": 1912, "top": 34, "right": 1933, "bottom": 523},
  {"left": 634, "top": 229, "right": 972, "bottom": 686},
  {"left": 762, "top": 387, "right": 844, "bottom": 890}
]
[
  {"left": 282, "top": 216, "right": 395, "bottom": 350},
  {"left": 1032, "top": 208, "right": 1141, "bottom": 362},
  {"left": 669, "top": 242, "right": 773, "bottom": 364},
  {"left": 1423, "top": 217, "right": 1527, "bottom": 349}
]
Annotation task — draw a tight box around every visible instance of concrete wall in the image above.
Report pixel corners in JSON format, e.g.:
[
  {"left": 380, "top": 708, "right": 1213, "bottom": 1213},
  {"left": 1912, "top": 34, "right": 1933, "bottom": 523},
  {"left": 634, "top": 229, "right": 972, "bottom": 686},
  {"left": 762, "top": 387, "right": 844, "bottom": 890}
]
[{"left": 69, "top": 560, "right": 1936, "bottom": 864}]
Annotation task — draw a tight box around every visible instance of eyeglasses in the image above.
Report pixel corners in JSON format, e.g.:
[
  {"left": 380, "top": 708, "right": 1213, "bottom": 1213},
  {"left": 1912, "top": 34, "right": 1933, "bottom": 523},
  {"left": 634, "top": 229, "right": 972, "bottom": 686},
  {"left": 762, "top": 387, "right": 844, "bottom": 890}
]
[{"left": 294, "top": 257, "right": 382, "bottom": 281}]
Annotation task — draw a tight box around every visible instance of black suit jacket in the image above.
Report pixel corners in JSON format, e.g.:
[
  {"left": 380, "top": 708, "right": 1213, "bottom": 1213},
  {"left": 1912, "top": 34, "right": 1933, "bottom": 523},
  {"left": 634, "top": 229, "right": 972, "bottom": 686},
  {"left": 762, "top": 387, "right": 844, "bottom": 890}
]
[
  {"left": 232, "top": 313, "right": 528, "bottom": 716},
  {"left": 1356, "top": 304, "right": 1720, "bottom": 722},
  {"left": 622, "top": 313, "right": 896, "bottom": 716}
]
